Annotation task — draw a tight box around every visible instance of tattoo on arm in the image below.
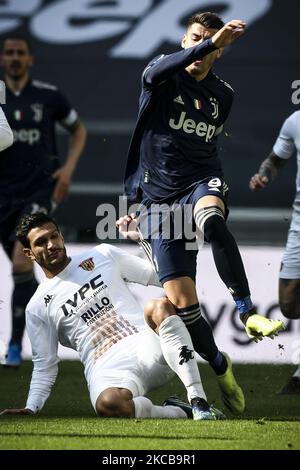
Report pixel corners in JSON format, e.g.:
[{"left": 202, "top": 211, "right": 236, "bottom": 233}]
[{"left": 259, "top": 152, "right": 288, "bottom": 181}]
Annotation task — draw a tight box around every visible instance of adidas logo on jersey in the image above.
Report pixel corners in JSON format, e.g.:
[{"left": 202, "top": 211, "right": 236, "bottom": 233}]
[
  {"left": 169, "top": 111, "right": 216, "bottom": 142},
  {"left": 173, "top": 95, "right": 184, "bottom": 105}
]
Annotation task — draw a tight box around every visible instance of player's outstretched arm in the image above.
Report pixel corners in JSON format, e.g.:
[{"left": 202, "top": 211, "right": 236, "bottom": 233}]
[
  {"left": 249, "top": 152, "right": 288, "bottom": 191},
  {"left": 211, "top": 20, "right": 246, "bottom": 48},
  {"left": 0, "top": 408, "right": 34, "bottom": 416},
  {"left": 143, "top": 39, "right": 217, "bottom": 87}
]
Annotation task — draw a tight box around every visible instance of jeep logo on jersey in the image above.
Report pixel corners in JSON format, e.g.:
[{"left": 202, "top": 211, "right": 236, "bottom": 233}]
[
  {"left": 60, "top": 274, "right": 103, "bottom": 316},
  {"left": 12, "top": 128, "right": 41, "bottom": 145},
  {"left": 169, "top": 112, "right": 216, "bottom": 142},
  {"left": 79, "top": 257, "right": 95, "bottom": 271}
]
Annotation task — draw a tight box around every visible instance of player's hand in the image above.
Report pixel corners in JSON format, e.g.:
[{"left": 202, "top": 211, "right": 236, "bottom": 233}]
[
  {"left": 0, "top": 408, "right": 34, "bottom": 416},
  {"left": 249, "top": 174, "right": 269, "bottom": 191},
  {"left": 212, "top": 20, "right": 246, "bottom": 48},
  {"left": 52, "top": 165, "right": 73, "bottom": 203},
  {"left": 116, "top": 213, "right": 140, "bottom": 241}
]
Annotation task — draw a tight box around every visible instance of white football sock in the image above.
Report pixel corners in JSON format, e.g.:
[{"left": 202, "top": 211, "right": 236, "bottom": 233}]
[
  {"left": 158, "top": 315, "right": 206, "bottom": 403},
  {"left": 133, "top": 396, "right": 186, "bottom": 418}
]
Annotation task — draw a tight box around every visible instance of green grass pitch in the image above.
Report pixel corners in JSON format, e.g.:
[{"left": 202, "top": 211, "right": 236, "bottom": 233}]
[{"left": 0, "top": 361, "right": 299, "bottom": 450}]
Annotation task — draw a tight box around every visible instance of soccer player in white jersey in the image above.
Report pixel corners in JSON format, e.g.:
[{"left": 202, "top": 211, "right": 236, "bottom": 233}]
[
  {"left": 250, "top": 110, "right": 300, "bottom": 394},
  {"left": 0, "top": 213, "right": 228, "bottom": 420},
  {"left": 0, "top": 36, "right": 86, "bottom": 367},
  {"left": 0, "top": 106, "right": 13, "bottom": 150}
]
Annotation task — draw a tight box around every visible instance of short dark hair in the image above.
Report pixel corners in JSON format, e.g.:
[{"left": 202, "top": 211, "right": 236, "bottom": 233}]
[
  {"left": 16, "top": 213, "right": 60, "bottom": 249},
  {"left": 187, "top": 12, "right": 224, "bottom": 31},
  {"left": 2, "top": 34, "right": 33, "bottom": 53}
]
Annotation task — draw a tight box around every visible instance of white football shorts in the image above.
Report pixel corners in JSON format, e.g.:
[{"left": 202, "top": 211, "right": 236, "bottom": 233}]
[
  {"left": 280, "top": 202, "right": 300, "bottom": 279},
  {"left": 88, "top": 325, "right": 173, "bottom": 411}
]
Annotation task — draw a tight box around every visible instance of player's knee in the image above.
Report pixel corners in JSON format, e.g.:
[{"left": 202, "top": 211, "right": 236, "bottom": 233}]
[
  {"left": 279, "top": 280, "right": 300, "bottom": 319},
  {"left": 144, "top": 297, "right": 175, "bottom": 328},
  {"left": 95, "top": 390, "right": 129, "bottom": 418},
  {"left": 279, "top": 299, "right": 300, "bottom": 320}
]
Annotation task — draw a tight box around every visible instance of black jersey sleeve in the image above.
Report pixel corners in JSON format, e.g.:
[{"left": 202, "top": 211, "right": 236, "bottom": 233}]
[
  {"left": 52, "top": 89, "right": 76, "bottom": 123},
  {"left": 143, "top": 38, "right": 217, "bottom": 88}
]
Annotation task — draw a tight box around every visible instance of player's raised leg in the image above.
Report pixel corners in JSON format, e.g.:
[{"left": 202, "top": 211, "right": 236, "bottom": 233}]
[{"left": 194, "top": 194, "right": 284, "bottom": 341}]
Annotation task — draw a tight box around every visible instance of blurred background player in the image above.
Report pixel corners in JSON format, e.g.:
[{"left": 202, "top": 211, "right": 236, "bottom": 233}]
[
  {"left": 250, "top": 110, "right": 300, "bottom": 394},
  {"left": 124, "top": 12, "right": 283, "bottom": 377},
  {"left": 0, "top": 35, "right": 87, "bottom": 366},
  {"left": 0, "top": 213, "right": 226, "bottom": 420}
]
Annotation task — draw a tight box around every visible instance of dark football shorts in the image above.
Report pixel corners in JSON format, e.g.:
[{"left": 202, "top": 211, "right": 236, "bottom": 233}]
[
  {"left": 139, "top": 177, "right": 229, "bottom": 284},
  {"left": 0, "top": 186, "right": 56, "bottom": 259}
]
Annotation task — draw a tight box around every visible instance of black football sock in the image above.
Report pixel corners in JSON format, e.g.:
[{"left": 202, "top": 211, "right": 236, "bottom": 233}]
[
  {"left": 10, "top": 271, "right": 38, "bottom": 345},
  {"left": 175, "top": 304, "right": 226, "bottom": 374}
]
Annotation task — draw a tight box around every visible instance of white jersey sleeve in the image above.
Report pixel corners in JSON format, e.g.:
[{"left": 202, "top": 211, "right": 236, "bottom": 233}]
[
  {"left": 25, "top": 307, "right": 59, "bottom": 413},
  {"left": 98, "top": 244, "right": 161, "bottom": 287},
  {"left": 0, "top": 106, "right": 13, "bottom": 151},
  {"left": 273, "top": 112, "right": 297, "bottom": 159}
]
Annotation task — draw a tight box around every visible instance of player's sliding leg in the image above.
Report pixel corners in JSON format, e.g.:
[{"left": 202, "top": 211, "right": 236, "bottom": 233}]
[
  {"left": 95, "top": 387, "right": 188, "bottom": 418},
  {"left": 144, "top": 298, "right": 227, "bottom": 419},
  {"left": 144, "top": 298, "right": 206, "bottom": 403},
  {"left": 162, "top": 278, "right": 245, "bottom": 414},
  {"left": 194, "top": 197, "right": 284, "bottom": 341}
]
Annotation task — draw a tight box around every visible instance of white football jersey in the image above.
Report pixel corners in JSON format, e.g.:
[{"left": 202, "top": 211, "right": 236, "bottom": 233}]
[
  {"left": 0, "top": 106, "right": 13, "bottom": 151},
  {"left": 273, "top": 110, "right": 300, "bottom": 202},
  {"left": 25, "top": 244, "right": 160, "bottom": 412}
]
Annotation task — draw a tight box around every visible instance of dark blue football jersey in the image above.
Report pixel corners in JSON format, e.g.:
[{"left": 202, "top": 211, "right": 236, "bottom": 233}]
[
  {"left": 124, "top": 39, "right": 234, "bottom": 203},
  {"left": 0, "top": 79, "right": 77, "bottom": 198}
]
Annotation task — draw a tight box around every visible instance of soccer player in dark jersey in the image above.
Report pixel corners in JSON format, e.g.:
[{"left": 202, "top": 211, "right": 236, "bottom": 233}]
[
  {"left": 250, "top": 110, "right": 300, "bottom": 394},
  {"left": 0, "top": 35, "right": 87, "bottom": 366},
  {"left": 124, "top": 12, "right": 284, "bottom": 392}
]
